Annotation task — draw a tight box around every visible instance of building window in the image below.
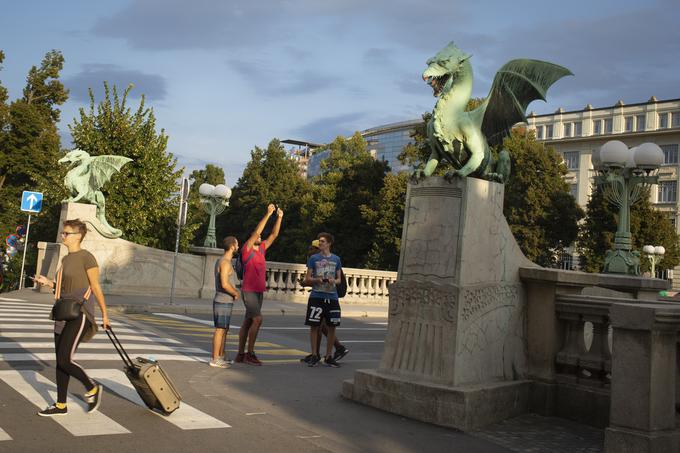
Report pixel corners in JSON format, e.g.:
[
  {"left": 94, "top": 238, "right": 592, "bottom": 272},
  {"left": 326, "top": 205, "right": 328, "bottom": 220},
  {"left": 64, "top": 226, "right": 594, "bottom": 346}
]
[
  {"left": 661, "top": 144, "right": 679, "bottom": 165},
  {"left": 673, "top": 112, "right": 680, "bottom": 128},
  {"left": 593, "top": 119, "right": 602, "bottom": 135},
  {"left": 625, "top": 116, "right": 633, "bottom": 132},
  {"left": 545, "top": 125, "right": 553, "bottom": 139},
  {"left": 570, "top": 184, "right": 578, "bottom": 199},
  {"left": 659, "top": 113, "right": 669, "bottom": 128},
  {"left": 559, "top": 252, "right": 574, "bottom": 270},
  {"left": 604, "top": 118, "right": 613, "bottom": 133},
  {"left": 574, "top": 121, "right": 582, "bottom": 136},
  {"left": 636, "top": 115, "right": 646, "bottom": 131},
  {"left": 563, "top": 151, "right": 579, "bottom": 170},
  {"left": 658, "top": 181, "right": 677, "bottom": 203},
  {"left": 536, "top": 125, "right": 543, "bottom": 139},
  {"left": 563, "top": 123, "right": 571, "bottom": 137}
]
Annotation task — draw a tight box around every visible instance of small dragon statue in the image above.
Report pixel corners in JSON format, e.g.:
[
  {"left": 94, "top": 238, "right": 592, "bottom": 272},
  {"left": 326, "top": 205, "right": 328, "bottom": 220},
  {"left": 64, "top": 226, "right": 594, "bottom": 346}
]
[
  {"left": 415, "top": 42, "right": 572, "bottom": 183},
  {"left": 59, "top": 149, "right": 133, "bottom": 238}
]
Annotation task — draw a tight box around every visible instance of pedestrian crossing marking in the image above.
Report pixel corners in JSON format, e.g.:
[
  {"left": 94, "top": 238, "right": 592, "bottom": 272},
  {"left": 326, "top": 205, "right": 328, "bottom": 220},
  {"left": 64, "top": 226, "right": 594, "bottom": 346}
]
[
  {"left": 0, "top": 324, "right": 138, "bottom": 333},
  {"left": 0, "top": 341, "right": 206, "bottom": 354},
  {"left": 0, "top": 353, "right": 206, "bottom": 363},
  {"left": 0, "top": 427, "right": 11, "bottom": 441},
  {"left": 0, "top": 297, "right": 27, "bottom": 302},
  {"left": 0, "top": 370, "right": 130, "bottom": 437},
  {"left": 88, "top": 369, "right": 231, "bottom": 430},
  {"left": 0, "top": 332, "right": 181, "bottom": 344}
]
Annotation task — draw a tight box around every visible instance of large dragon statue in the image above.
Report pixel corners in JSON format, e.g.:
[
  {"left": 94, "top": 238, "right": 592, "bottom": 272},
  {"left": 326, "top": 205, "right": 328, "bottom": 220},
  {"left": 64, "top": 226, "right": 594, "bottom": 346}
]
[
  {"left": 415, "top": 42, "right": 572, "bottom": 183},
  {"left": 59, "top": 149, "right": 133, "bottom": 238}
]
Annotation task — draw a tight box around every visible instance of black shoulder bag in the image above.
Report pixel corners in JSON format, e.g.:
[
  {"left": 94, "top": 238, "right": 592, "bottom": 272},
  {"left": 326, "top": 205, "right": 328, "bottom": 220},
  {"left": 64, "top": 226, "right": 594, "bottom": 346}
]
[{"left": 51, "top": 269, "right": 92, "bottom": 321}]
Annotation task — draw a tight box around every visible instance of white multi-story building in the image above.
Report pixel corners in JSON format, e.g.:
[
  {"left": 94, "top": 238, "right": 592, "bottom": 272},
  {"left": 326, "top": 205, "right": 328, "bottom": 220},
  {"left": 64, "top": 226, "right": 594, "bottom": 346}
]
[{"left": 527, "top": 97, "right": 680, "bottom": 279}]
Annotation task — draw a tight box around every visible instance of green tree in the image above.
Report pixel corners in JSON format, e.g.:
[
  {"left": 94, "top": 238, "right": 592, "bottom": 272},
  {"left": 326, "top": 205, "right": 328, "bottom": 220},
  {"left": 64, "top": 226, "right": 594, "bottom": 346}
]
[
  {"left": 361, "top": 172, "right": 409, "bottom": 270},
  {"left": 69, "top": 83, "right": 183, "bottom": 250},
  {"left": 503, "top": 129, "right": 584, "bottom": 266},
  {"left": 0, "top": 50, "right": 68, "bottom": 278},
  {"left": 578, "top": 186, "right": 680, "bottom": 274},
  {"left": 310, "top": 133, "right": 390, "bottom": 267},
  {"left": 220, "top": 139, "right": 311, "bottom": 262}
]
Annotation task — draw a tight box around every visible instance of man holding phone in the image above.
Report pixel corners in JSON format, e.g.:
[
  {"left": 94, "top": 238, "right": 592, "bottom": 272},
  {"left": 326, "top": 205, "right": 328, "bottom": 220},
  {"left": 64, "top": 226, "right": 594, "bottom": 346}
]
[{"left": 303, "top": 232, "right": 342, "bottom": 368}]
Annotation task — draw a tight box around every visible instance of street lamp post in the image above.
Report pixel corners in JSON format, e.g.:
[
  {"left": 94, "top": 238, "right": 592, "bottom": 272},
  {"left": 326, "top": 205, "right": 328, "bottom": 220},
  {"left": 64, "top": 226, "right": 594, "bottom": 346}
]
[
  {"left": 199, "top": 183, "right": 231, "bottom": 248},
  {"left": 593, "top": 140, "right": 664, "bottom": 275},
  {"left": 642, "top": 245, "right": 665, "bottom": 278}
]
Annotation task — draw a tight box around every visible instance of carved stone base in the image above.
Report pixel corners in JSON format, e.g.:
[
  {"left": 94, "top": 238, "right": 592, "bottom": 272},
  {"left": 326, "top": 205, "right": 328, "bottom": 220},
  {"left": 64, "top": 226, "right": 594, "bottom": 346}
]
[
  {"left": 605, "top": 426, "right": 680, "bottom": 453},
  {"left": 343, "top": 369, "right": 531, "bottom": 431},
  {"left": 344, "top": 176, "right": 535, "bottom": 429}
]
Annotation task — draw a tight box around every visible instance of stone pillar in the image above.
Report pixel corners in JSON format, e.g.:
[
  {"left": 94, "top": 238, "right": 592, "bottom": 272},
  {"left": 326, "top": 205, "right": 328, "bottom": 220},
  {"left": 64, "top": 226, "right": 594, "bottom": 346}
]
[
  {"left": 605, "top": 303, "right": 680, "bottom": 453},
  {"left": 188, "top": 246, "right": 223, "bottom": 299},
  {"left": 344, "top": 176, "right": 535, "bottom": 430}
]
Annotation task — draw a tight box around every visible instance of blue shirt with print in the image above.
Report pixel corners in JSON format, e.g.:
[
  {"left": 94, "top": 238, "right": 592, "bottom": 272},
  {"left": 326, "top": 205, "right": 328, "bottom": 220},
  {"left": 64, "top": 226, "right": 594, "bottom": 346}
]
[{"left": 307, "top": 253, "right": 342, "bottom": 300}]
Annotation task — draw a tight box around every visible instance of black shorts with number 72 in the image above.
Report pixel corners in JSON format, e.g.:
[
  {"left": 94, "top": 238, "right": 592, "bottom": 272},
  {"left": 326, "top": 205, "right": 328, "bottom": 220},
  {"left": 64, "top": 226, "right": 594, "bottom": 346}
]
[{"left": 305, "top": 297, "right": 341, "bottom": 326}]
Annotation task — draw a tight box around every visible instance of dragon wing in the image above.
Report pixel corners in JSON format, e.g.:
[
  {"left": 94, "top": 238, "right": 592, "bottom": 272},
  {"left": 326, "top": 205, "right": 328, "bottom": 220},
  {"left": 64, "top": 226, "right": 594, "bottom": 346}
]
[
  {"left": 480, "top": 59, "right": 572, "bottom": 147},
  {"left": 89, "top": 156, "right": 133, "bottom": 190}
]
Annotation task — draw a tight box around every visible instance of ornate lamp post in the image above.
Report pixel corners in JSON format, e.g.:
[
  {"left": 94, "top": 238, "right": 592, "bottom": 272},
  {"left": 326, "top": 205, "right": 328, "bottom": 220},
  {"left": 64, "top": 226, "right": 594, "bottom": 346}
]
[
  {"left": 642, "top": 245, "right": 665, "bottom": 277},
  {"left": 592, "top": 141, "right": 664, "bottom": 275},
  {"left": 198, "top": 183, "right": 231, "bottom": 248}
]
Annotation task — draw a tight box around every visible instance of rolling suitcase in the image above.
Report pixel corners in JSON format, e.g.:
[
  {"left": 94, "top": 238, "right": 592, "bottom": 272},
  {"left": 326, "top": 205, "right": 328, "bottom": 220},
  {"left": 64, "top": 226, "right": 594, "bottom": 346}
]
[{"left": 105, "top": 327, "right": 182, "bottom": 415}]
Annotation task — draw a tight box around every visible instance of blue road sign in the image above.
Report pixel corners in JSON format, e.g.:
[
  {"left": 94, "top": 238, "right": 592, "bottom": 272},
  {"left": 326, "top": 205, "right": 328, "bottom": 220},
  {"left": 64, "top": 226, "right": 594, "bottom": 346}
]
[{"left": 20, "top": 191, "right": 43, "bottom": 213}]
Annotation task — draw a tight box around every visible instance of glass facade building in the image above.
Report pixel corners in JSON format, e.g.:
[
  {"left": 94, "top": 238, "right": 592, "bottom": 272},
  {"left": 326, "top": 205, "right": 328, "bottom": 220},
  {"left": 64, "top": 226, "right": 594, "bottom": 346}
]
[{"left": 306, "top": 119, "right": 421, "bottom": 178}]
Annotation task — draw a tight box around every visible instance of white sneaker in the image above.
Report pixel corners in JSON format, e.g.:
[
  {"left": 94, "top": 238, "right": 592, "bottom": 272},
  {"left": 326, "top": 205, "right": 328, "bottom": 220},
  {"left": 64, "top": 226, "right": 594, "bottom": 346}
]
[
  {"left": 209, "top": 358, "right": 230, "bottom": 368},
  {"left": 223, "top": 356, "right": 234, "bottom": 365}
]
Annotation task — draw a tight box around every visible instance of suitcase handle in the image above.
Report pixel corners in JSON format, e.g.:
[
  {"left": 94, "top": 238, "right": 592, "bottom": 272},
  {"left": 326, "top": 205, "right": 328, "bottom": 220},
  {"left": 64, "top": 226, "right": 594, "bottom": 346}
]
[{"left": 105, "top": 326, "right": 135, "bottom": 369}]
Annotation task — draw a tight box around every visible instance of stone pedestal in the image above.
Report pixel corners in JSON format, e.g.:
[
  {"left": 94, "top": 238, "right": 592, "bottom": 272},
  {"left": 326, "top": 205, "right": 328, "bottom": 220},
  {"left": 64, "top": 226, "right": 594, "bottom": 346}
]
[
  {"left": 605, "top": 303, "right": 680, "bottom": 453},
  {"left": 343, "top": 176, "right": 535, "bottom": 430},
  {"left": 36, "top": 203, "right": 206, "bottom": 297},
  {"left": 189, "top": 246, "right": 224, "bottom": 299}
]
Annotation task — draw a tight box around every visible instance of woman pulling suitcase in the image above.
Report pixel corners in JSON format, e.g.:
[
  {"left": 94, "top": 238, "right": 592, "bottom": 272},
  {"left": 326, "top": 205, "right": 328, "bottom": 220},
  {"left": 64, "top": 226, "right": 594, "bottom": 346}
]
[{"left": 35, "top": 219, "right": 111, "bottom": 416}]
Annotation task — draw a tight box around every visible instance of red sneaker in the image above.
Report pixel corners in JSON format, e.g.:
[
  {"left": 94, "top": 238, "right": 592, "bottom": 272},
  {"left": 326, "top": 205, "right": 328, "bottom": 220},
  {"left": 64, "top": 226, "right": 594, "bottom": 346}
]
[
  {"left": 244, "top": 352, "right": 262, "bottom": 366},
  {"left": 234, "top": 353, "right": 245, "bottom": 363}
]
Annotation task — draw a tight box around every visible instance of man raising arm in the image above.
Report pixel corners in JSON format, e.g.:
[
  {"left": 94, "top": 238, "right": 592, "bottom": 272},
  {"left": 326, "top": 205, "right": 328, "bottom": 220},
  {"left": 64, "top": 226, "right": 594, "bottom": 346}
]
[{"left": 235, "top": 204, "right": 284, "bottom": 366}]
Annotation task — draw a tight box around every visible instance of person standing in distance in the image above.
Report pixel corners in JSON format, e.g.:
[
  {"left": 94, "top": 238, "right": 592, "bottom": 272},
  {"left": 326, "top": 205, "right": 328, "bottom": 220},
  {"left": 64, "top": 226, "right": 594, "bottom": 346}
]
[
  {"left": 235, "top": 203, "right": 283, "bottom": 365},
  {"left": 303, "top": 232, "right": 343, "bottom": 368},
  {"left": 210, "top": 236, "right": 240, "bottom": 368},
  {"left": 34, "top": 219, "right": 110, "bottom": 416}
]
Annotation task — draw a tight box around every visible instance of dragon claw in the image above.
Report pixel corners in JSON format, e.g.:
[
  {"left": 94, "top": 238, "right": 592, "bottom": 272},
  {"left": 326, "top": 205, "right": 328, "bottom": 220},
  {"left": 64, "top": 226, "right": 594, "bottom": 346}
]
[
  {"left": 443, "top": 170, "right": 459, "bottom": 182},
  {"left": 410, "top": 169, "right": 426, "bottom": 183}
]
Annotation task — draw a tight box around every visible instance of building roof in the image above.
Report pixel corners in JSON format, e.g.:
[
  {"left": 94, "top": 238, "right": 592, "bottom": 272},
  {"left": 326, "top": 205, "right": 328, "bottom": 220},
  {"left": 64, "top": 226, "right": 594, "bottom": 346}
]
[{"left": 529, "top": 97, "right": 680, "bottom": 118}]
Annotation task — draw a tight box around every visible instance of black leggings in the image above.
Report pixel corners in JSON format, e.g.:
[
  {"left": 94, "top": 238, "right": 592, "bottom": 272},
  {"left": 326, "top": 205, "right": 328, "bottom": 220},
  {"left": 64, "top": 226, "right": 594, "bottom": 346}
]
[{"left": 54, "top": 313, "right": 95, "bottom": 403}]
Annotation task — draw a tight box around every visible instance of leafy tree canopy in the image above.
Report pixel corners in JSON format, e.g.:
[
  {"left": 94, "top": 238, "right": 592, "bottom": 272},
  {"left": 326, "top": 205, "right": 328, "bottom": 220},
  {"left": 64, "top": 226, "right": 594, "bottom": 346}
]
[{"left": 69, "top": 83, "right": 184, "bottom": 250}]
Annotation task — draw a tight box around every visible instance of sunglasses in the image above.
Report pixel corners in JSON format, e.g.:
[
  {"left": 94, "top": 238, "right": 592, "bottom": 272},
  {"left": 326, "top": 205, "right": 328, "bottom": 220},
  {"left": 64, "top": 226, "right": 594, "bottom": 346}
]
[{"left": 61, "top": 231, "right": 80, "bottom": 236}]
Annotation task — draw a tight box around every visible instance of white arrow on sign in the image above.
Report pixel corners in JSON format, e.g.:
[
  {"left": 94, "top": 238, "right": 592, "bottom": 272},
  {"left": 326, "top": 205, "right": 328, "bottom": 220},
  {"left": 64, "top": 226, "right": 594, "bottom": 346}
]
[{"left": 27, "top": 194, "right": 38, "bottom": 210}]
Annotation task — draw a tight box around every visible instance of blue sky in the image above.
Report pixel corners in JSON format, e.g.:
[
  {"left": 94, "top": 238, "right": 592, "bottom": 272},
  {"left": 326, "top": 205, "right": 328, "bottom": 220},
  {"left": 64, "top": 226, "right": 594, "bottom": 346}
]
[{"left": 2, "top": 0, "right": 678, "bottom": 184}]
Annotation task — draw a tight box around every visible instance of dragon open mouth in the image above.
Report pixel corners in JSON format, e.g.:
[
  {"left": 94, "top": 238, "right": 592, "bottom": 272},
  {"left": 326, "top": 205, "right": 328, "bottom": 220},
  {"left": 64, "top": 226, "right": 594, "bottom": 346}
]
[{"left": 425, "top": 74, "right": 450, "bottom": 97}]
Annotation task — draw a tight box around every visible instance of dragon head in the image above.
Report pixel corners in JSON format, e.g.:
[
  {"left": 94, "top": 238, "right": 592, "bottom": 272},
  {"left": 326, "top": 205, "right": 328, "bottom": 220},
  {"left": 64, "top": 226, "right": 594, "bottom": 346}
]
[
  {"left": 58, "top": 149, "right": 91, "bottom": 167},
  {"left": 423, "top": 42, "right": 472, "bottom": 97}
]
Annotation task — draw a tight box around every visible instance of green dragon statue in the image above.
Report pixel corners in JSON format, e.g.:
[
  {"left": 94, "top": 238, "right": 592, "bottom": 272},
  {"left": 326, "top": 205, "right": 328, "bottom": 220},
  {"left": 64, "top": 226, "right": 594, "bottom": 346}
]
[
  {"left": 59, "top": 149, "right": 133, "bottom": 239},
  {"left": 415, "top": 42, "right": 572, "bottom": 183}
]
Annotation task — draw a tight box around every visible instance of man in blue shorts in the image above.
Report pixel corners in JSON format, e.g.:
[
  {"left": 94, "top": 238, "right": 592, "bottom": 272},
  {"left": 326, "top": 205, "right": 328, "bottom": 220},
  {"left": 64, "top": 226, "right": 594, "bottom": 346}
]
[
  {"left": 210, "top": 236, "right": 240, "bottom": 368},
  {"left": 303, "top": 232, "right": 342, "bottom": 367}
]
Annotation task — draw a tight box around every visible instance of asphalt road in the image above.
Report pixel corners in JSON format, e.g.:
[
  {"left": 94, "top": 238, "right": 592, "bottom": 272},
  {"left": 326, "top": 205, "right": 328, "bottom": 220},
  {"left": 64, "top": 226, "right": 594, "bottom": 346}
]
[{"left": 0, "top": 299, "right": 511, "bottom": 453}]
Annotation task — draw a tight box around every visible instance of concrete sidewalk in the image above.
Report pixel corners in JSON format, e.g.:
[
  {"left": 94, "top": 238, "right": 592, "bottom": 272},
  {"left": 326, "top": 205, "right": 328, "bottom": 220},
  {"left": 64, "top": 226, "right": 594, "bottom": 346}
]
[{"left": 1, "top": 288, "right": 389, "bottom": 318}]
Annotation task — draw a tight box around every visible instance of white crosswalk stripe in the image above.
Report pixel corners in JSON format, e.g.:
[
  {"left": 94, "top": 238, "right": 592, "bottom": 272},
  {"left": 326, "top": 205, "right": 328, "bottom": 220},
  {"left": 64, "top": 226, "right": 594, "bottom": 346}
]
[
  {"left": 0, "top": 370, "right": 130, "bottom": 436},
  {"left": 0, "top": 369, "right": 230, "bottom": 438},
  {"left": 0, "top": 302, "right": 209, "bottom": 363},
  {"left": 0, "top": 427, "right": 11, "bottom": 441},
  {"left": 88, "top": 369, "right": 230, "bottom": 430}
]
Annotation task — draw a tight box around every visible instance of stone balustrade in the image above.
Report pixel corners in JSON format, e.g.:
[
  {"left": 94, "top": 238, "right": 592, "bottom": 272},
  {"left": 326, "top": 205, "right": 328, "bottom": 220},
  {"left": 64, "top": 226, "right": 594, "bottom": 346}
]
[{"left": 246, "top": 261, "right": 397, "bottom": 304}]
